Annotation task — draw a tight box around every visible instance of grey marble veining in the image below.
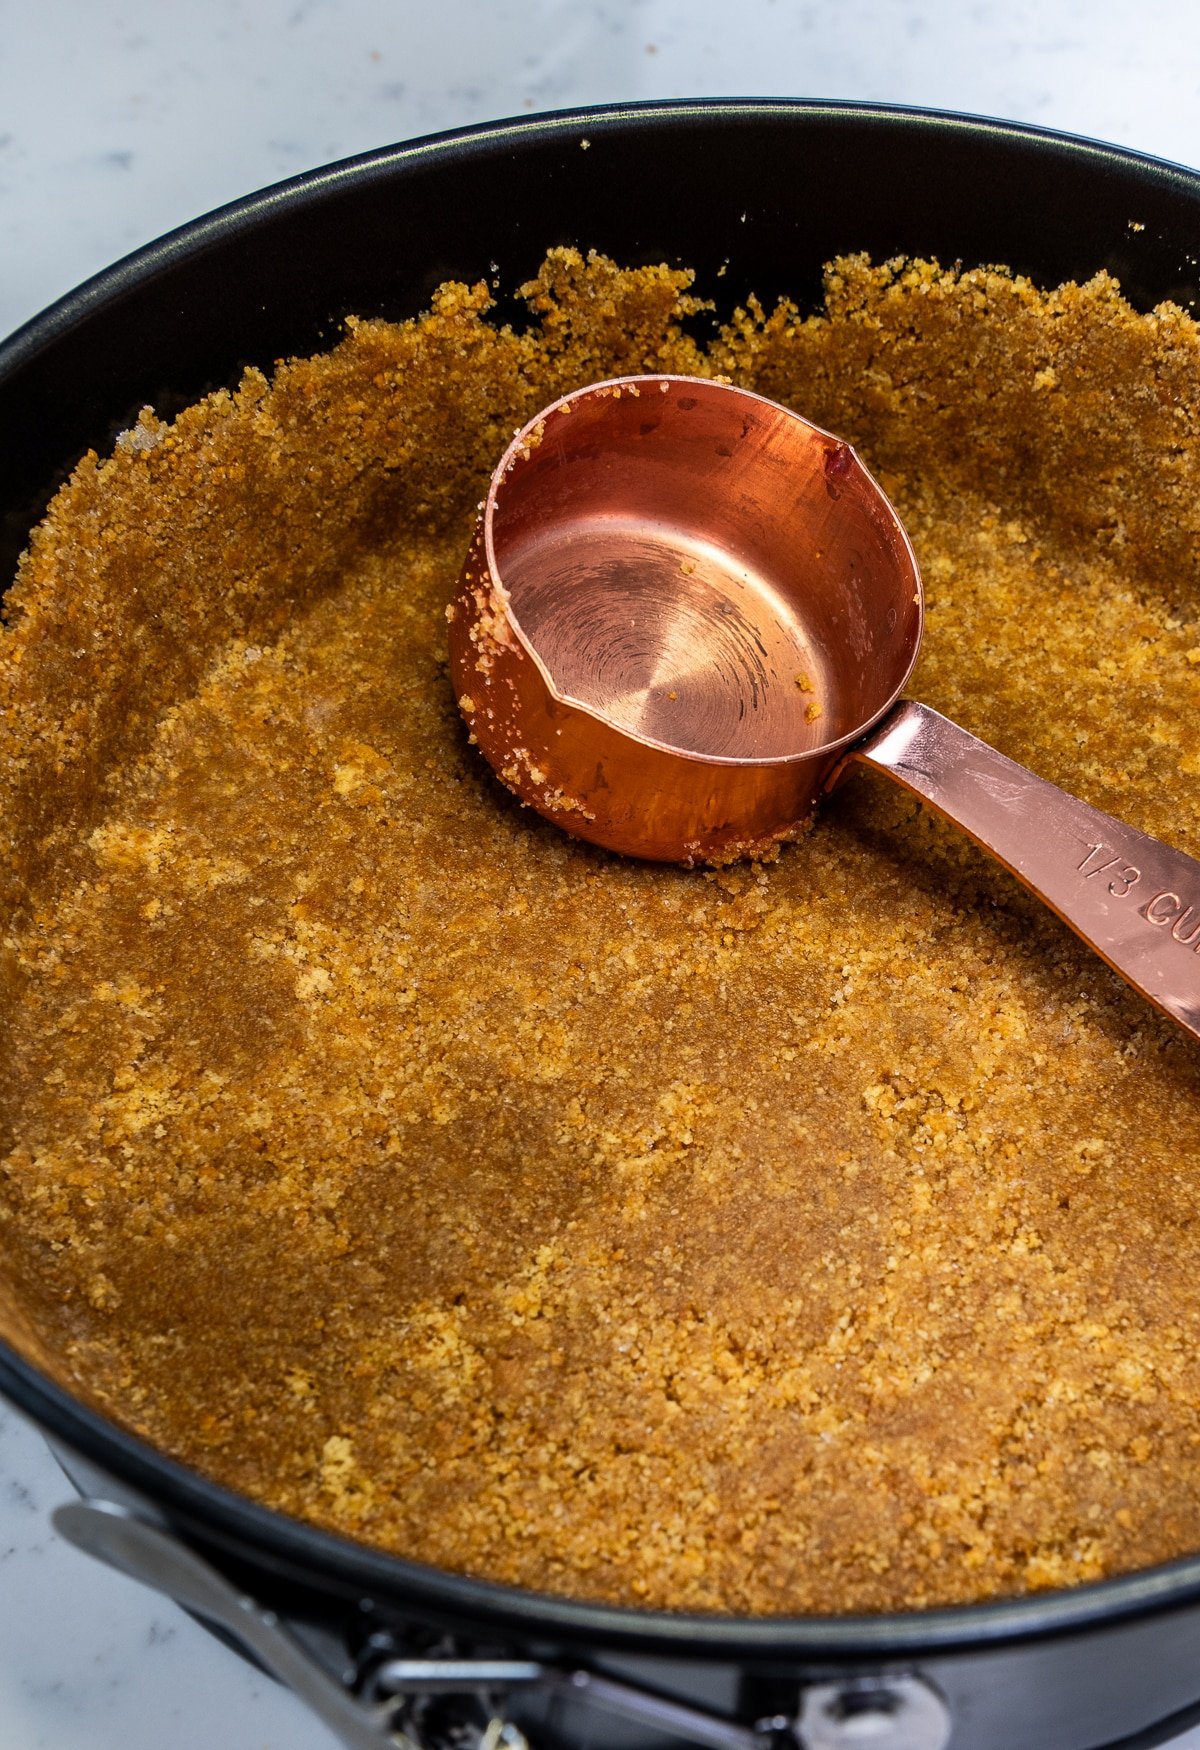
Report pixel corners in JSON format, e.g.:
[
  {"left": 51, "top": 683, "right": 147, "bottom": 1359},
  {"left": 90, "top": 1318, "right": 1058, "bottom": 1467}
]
[
  {"left": 3, "top": 3, "right": 1200, "bottom": 1746},
  {"left": 0, "top": 1403, "right": 333, "bottom": 1748}
]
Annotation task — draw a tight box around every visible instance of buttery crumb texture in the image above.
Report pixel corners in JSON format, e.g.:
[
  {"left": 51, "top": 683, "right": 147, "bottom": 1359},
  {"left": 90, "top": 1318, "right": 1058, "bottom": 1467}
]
[{"left": 3, "top": 251, "right": 1200, "bottom": 1615}]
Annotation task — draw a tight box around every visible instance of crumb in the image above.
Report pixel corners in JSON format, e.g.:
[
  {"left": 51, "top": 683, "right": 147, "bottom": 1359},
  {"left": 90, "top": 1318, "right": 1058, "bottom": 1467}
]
[{"left": 4, "top": 246, "right": 1200, "bottom": 1621}]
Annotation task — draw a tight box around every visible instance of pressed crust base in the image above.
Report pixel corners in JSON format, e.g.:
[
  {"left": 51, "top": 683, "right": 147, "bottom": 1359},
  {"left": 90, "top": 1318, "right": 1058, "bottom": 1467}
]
[{"left": 3, "top": 251, "right": 1200, "bottom": 1614}]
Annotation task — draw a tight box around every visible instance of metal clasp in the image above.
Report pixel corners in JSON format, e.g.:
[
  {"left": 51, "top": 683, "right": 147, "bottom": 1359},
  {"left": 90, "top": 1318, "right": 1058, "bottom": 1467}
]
[
  {"left": 54, "top": 1498, "right": 951, "bottom": 1750},
  {"left": 795, "top": 1675, "right": 952, "bottom": 1750}
]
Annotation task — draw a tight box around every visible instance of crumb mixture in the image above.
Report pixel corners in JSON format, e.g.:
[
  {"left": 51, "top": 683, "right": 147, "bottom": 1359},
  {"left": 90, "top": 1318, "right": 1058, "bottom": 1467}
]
[{"left": 3, "top": 251, "right": 1200, "bottom": 1614}]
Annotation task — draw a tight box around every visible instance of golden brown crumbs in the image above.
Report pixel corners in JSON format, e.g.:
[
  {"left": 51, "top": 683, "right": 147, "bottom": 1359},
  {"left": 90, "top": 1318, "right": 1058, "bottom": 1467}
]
[{"left": 2, "top": 248, "right": 1200, "bottom": 1615}]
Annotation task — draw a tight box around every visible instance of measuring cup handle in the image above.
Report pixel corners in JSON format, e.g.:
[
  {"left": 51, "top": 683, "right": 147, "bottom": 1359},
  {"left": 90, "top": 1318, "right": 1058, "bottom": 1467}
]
[{"left": 845, "top": 699, "right": 1200, "bottom": 1045}]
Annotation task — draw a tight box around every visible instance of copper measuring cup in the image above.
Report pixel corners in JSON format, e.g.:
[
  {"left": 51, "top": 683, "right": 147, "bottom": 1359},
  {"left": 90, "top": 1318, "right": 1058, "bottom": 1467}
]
[{"left": 448, "top": 374, "right": 1200, "bottom": 1045}]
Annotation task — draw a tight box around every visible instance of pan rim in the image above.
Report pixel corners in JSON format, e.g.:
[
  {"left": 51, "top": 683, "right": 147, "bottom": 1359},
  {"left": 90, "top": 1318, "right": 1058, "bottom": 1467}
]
[{"left": 4, "top": 94, "right": 1200, "bottom": 1657}]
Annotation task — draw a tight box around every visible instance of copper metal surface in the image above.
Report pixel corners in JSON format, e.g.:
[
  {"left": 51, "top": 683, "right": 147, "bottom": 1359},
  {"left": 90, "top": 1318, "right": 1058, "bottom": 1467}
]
[
  {"left": 847, "top": 703, "right": 1200, "bottom": 1042},
  {"left": 449, "top": 374, "right": 1200, "bottom": 1045},
  {"left": 448, "top": 375, "right": 922, "bottom": 864}
]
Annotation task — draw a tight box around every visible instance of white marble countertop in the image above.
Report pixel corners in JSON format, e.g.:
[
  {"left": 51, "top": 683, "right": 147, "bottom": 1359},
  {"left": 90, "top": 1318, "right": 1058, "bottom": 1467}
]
[{"left": 4, "top": 3, "right": 1200, "bottom": 1746}]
